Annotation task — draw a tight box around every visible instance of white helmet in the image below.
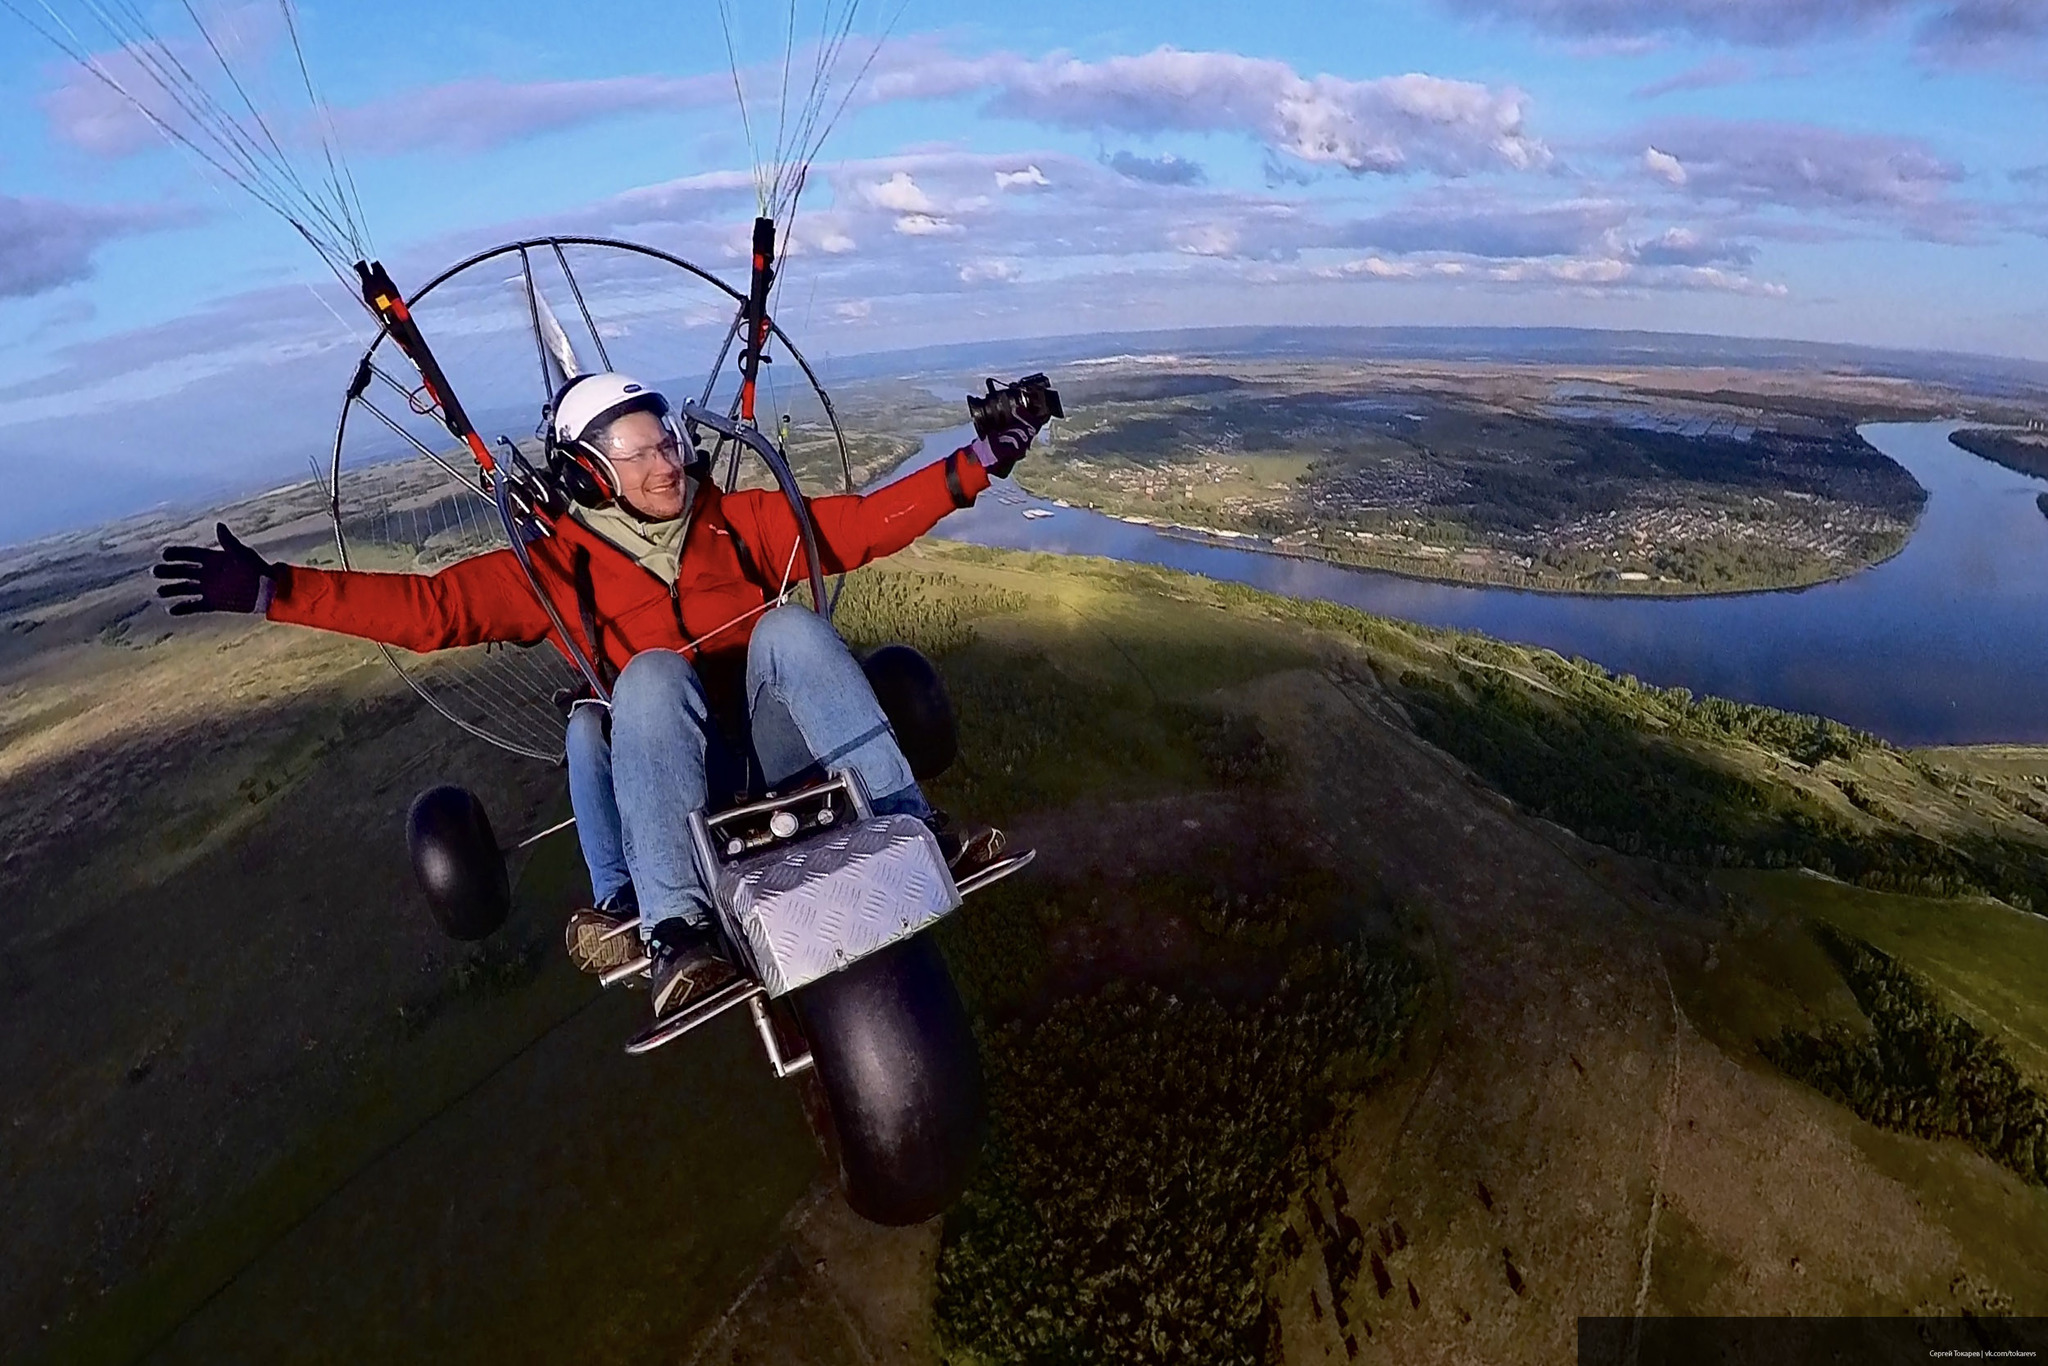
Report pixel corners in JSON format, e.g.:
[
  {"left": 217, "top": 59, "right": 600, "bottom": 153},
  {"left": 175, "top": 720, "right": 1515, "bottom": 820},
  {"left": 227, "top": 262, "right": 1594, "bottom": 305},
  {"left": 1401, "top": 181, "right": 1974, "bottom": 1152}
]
[{"left": 547, "top": 372, "right": 696, "bottom": 508}]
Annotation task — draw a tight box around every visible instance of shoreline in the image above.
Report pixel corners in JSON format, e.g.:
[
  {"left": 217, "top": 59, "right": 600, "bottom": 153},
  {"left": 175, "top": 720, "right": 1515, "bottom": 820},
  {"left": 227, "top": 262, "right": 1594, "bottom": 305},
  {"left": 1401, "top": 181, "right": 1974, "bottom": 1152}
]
[
  {"left": 1008, "top": 435, "right": 1930, "bottom": 603},
  {"left": 930, "top": 417, "right": 2048, "bottom": 747},
  {"left": 1107, "top": 517, "right": 1920, "bottom": 602}
]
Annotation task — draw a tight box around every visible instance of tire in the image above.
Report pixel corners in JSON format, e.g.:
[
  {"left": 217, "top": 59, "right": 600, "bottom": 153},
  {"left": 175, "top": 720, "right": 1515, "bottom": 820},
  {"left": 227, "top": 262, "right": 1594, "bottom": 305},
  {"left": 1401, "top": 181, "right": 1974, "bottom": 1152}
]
[
  {"left": 862, "top": 644, "right": 957, "bottom": 781},
  {"left": 405, "top": 785, "right": 510, "bottom": 941},
  {"left": 794, "top": 933, "right": 985, "bottom": 1225}
]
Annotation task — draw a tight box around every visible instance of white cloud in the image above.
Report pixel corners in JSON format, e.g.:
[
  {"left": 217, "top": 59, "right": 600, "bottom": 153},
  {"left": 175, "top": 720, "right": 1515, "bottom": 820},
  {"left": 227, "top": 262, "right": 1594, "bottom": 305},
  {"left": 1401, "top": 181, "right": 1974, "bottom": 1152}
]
[
  {"left": 861, "top": 171, "right": 938, "bottom": 213},
  {"left": 806, "top": 227, "right": 858, "bottom": 254},
  {"left": 864, "top": 44, "right": 1550, "bottom": 176},
  {"left": 330, "top": 74, "right": 728, "bottom": 154},
  {"left": 1339, "top": 191, "right": 1633, "bottom": 258},
  {"left": 1445, "top": 0, "right": 2048, "bottom": 65},
  {"left": 1105, "top": 150, "right": 1207, "bottom": 185},
  {"left": 37, "top": 2, "right": 285, "bottom": 156},
  {"left": 36, "top": 26, "right": 1553, "bottom": 186},
  {"left": 1170, "top": 223, "right": 1242, "bottom": 256},
  {"left": 1330, "top": 255, "right": 1451, "bottom": 279},
  {"left": 1632, "top": 56, "right": 1757, "bottom": 100},
  {"left": 959, "top": 258, "right": 1023, "bottom": 283},
  {"left": 1446, "top": 0, "right": 1902, "bottom": 46},
  {"left": 0, "top": 196, "right": 190, "bottom": 299},
  {"left": 1630, "top": 225, "right": 1756, "bottom": 266},
  {"left": 1636, "top": 121, "right": 1971, "bottom": 237},
  {"left": 1644, "top": 146, "right": 1689, "bottom": 186},
  {"left": 1322, "top": 250, "right": 1787, "bottom": 295},
  {"left": 995, "top": 165, "right": 1050, "bottom": 189},
  {"left": 893, "top": 213, "right": 962, "bottom": 236}
]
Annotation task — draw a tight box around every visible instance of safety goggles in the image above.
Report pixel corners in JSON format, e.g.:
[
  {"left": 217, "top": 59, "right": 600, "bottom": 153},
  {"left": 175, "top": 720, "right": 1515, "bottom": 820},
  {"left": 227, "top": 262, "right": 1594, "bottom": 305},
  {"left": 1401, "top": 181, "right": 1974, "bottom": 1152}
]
[{"left": 603, "top": 433, "right": 685, "bottom": 468}]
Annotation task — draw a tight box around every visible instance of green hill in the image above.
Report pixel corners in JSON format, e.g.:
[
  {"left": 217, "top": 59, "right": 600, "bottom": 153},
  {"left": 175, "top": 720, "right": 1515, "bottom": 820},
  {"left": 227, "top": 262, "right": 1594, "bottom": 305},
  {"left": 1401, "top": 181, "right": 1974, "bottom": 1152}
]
[{"left": 6, "top": 539, "right": 2047, "bottom": 1365}]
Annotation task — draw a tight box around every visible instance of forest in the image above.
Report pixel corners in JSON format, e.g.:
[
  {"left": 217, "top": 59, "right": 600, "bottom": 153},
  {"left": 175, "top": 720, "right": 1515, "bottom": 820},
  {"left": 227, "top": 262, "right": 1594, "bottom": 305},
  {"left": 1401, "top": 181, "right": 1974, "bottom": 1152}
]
[
  {"left": 1951, "top": 427, "right": 2048, "bottom": 482},
  {"left": 1763, "top": 924, "right": 2048, "bottom": 1188}
]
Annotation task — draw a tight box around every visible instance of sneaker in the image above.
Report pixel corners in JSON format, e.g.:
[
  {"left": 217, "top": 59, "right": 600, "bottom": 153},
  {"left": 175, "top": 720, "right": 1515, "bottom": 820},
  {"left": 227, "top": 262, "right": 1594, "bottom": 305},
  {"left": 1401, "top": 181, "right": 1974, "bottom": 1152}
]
[
  {"left": 564, "top": 888, "right": 640, "bottom": 976},
  {"left": 649, "top": 921, "right": 740, "bottom": 1018},
  {"left": 927, "top": 810, "right": 1007, "bottom": 878}
]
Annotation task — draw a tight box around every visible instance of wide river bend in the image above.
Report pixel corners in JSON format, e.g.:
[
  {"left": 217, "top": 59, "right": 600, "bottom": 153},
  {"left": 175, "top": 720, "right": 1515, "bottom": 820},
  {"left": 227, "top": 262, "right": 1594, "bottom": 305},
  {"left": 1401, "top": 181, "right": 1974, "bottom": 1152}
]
[{"left": 893, "top": 421, "right": 2046, "bottom": 747}]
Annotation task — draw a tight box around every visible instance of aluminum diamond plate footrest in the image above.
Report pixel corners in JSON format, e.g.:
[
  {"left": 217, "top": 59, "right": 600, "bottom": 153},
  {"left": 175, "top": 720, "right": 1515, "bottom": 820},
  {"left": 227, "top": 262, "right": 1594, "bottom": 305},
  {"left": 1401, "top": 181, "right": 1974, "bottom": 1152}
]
[
  {"left": 715, "top": 812, "right": 961, "bottom": 997},
  {"left": 624, "top": 978, "right": 763, "bottom": 1056}
]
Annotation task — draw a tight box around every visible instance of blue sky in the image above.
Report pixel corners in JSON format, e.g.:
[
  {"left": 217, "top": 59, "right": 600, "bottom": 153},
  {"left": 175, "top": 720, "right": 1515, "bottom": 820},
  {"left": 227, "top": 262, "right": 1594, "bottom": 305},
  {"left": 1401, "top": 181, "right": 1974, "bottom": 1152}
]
[{"left": 0, "top": 0, "right": 2044, "bottom": 541}]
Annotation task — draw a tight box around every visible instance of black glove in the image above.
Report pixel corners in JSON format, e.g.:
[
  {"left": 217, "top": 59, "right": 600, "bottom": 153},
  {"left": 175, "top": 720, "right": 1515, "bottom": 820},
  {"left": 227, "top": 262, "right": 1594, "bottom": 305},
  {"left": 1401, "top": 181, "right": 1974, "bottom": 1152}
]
[
  {"left": 966, "top": 374, "right": 1060, "bottom": 479},
  {"left": 976, "top": 418, "right": 1038, "bottom": 479},
  {"left": 153, "top": 523, "right": 286, "bottom": 615}
]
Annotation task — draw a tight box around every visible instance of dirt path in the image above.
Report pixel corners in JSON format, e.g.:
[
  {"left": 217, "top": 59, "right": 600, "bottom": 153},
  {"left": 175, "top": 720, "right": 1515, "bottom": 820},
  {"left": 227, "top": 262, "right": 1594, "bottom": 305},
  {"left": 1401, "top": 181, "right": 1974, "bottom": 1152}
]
[{"left": 1248, "top": 665, "right": 1677, "bottom": 1363}]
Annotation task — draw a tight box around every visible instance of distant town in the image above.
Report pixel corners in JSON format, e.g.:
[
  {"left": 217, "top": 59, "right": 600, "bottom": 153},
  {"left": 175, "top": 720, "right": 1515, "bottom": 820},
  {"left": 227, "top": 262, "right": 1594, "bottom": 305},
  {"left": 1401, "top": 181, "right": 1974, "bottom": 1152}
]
[{"left": 1001, "top": 358, "right": 1978, "bottom": 594}]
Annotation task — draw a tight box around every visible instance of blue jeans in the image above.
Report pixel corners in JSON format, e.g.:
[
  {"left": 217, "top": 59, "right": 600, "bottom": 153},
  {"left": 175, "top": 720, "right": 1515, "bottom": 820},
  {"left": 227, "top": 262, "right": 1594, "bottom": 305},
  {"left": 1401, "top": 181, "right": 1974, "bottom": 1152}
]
[{"left": 565, "top": 606, "right": 931, "bottom": 941}]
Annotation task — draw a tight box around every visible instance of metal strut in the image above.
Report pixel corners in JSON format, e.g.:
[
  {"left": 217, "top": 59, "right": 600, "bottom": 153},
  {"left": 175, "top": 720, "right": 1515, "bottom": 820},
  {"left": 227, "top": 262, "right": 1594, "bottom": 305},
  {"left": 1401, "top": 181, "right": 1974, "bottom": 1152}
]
[{"left": 354, "top": 259, "right": 497, "bottom": 475}]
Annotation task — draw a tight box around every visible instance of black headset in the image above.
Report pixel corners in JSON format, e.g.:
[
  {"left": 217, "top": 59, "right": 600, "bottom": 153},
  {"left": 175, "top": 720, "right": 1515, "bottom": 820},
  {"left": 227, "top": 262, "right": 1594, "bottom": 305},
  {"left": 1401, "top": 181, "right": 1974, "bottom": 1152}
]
[{"left": 546, "top": 375, "right": 627, "bottom": 509}]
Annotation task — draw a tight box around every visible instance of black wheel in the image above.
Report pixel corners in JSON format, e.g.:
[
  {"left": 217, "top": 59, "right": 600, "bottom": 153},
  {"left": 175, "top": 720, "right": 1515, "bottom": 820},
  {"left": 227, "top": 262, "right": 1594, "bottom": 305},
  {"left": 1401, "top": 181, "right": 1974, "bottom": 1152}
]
[
  {"left": 862, "top": 644, "right": 957, "bottom": 781},
  {"left": 794, "top": 933, "right": 984, "bottom": 1225},
  {"left": 405, "top": 785, "right": 510, "bottom": 941}
]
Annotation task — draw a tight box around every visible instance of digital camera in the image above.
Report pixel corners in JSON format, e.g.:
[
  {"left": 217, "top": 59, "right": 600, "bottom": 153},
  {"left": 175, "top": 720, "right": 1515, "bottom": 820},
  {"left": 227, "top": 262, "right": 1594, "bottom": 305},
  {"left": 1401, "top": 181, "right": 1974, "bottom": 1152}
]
[{"left": 966, "top": 373, "right": 1065, "bottom": 440}]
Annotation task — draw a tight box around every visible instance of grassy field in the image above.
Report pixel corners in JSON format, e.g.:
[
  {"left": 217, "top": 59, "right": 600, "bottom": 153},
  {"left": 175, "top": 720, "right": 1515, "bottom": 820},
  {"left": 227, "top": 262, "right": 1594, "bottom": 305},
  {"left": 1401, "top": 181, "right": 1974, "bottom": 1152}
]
[
  {"left": 7, "top": 529, "right": 2048, "bottom": 1364},
  {"left": 1713, "top": 873, "right": 2048, "bottom": 1084},
  {"left": 1669, "top": 869, "right": 2048, "bottom": 1310}
]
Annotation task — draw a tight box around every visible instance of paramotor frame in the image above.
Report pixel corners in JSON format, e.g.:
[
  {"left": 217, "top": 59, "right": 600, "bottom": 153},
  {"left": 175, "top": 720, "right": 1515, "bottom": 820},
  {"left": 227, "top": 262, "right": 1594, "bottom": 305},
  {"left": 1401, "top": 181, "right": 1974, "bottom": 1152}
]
[{"left": 327, "top": 234, "right": 859, "bottom": 764}]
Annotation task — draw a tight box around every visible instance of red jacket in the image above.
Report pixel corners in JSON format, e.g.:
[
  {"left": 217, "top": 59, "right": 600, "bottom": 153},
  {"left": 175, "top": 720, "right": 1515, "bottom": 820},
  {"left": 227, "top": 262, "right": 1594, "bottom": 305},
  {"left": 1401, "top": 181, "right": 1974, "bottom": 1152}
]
[{"left": 268, "top": 447, "right": 990, "bottom": 680}]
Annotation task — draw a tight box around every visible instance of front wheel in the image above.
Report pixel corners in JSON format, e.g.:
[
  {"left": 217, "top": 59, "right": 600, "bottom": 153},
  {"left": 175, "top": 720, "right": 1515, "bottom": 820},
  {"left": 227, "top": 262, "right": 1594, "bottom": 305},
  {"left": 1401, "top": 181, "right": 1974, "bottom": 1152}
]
[
  {"left": 405, "top": 785, "right": 510, "bottom": 941},
  {"left": 794, "top": 933, "right": 984, "bottom": 1225}
]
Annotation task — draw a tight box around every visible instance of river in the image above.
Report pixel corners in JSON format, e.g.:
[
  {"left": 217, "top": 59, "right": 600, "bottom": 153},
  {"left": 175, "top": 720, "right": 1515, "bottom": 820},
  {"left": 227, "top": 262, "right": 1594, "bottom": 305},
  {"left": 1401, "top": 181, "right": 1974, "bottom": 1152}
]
[{"left": 896, "top": 421, "right": 2048, "bottom": 748}]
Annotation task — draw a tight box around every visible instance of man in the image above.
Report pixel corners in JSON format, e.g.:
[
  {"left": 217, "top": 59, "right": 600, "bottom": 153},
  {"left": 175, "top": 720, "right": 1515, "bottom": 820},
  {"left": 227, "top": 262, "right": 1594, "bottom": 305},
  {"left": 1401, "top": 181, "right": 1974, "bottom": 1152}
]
[{"left": 155, "top": 372, "right": 1042, "bottom": 1020}]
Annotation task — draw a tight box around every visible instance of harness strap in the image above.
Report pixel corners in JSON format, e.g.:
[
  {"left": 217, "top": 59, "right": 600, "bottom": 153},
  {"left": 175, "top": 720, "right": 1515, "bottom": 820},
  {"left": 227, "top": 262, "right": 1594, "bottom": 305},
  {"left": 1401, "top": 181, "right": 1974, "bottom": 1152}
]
[
  {"left": 569, "top": 544, "right": 614, "bottom": 690},
  {"left": 722, "top": 516, "right": 776, "bottom": 606}
]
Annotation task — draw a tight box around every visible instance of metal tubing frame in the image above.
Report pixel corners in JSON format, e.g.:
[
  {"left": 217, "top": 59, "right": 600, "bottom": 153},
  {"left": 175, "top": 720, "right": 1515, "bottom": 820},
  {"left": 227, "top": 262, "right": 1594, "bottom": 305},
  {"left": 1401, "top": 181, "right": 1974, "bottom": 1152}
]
[
  {"left": 327, "top": 375, "right": 561, "bottom": 765},
  {"left": 515, "top": 246, "right": 557, "bottom": 399},
  {"left": 509, "top": 815, "right": 577, "bottom": 850},
  {"left": 601, "top": 954, "right": 653, "bottom": 989},
  {"left": 493, "top": 469, "right": 610, "bottom": 701},
  {"left": 622, "top": 978, "right": 764, "bottom": 1056},
  {"left": 748, "top": 995, "right": 814, "bottom": 1077},
  {"left": 325, "top": 234, "right": 860, "bottom": 763},
  {"left": 671, "top": 397, "right": 831, "bottom": 616},
  {"left": 549, "top": 239, "right": 614, "bottom": 372},
  {"left": 955, "top": 848, "right": 1038, "bottom": 897},
  {"left": 328, "top": 236, "right": 854, "bottom": 513}
]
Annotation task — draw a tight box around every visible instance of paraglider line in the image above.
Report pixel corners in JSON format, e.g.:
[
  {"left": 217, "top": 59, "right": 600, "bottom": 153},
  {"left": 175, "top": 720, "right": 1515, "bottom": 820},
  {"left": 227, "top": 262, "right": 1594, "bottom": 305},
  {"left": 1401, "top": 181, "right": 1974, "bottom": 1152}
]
[
  {"left": 350, "top": 395, "right": 496, "bottom": 505},
  {"left": 276, "top": 0, "right": 373, "bottom": 259}
]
